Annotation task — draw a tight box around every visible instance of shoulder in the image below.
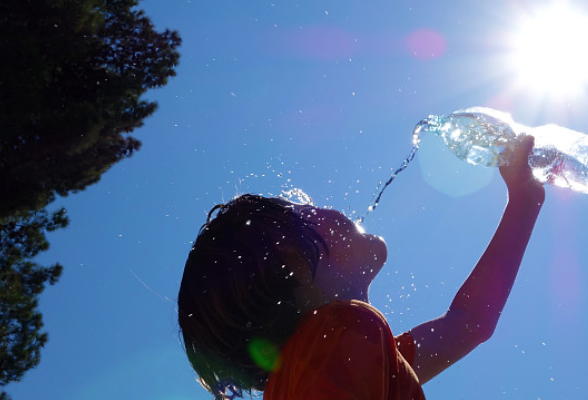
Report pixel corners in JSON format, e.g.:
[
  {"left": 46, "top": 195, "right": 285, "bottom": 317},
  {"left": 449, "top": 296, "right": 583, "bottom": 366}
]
[
  {"left": 300, "top": 300, "right": 416, "bottom": 364},
  {"left": 311, "top": 300, "right": 387, "bottom": 323},
  {"left": 294, "top": 300, "right": 393, "bottom": 345}
]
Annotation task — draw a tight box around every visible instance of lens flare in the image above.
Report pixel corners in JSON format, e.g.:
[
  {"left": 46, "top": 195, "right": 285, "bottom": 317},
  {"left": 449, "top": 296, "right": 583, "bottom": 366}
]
[{"left": 248, "top": 337, "right": 281, "bottom": 372}]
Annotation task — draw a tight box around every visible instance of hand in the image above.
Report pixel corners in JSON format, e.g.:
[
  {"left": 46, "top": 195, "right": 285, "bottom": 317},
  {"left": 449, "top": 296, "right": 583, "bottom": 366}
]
[{"left": 499, "top": 135, "right": 546, "bottom": 205}]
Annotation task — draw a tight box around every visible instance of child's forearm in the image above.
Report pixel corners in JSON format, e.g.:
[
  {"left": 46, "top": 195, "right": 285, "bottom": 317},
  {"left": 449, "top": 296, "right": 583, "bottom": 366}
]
[
  {"left": 448, "top": 136, "right": 545, "bottom": 341},
  {"left": 409, "top": 136, "right": 544, "bottom": 384},
  {"left": 448, "top": 191, "right": 543, "bottom": 341},
  {"left": 409, "top": 192, "right": 543, "bottom": 385}
]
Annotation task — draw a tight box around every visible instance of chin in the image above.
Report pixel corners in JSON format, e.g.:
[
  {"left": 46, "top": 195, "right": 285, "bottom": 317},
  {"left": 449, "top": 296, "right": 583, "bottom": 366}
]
[{"left": 370, "top": 234, "right": 388, "bottom": 266}]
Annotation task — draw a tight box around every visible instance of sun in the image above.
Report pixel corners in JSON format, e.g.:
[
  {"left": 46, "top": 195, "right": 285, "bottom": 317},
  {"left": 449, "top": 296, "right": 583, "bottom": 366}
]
[{"left": 508, "top": 3, "right": 588, "bottom": 98}]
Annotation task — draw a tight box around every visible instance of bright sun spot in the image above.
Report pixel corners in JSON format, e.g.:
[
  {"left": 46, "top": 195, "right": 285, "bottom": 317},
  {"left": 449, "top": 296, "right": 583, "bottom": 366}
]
[{"left": 509, "top": 3, "right": 588, "bottom": 97}]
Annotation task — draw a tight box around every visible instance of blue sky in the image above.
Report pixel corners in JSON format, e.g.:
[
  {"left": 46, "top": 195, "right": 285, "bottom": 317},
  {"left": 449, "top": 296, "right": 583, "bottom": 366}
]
[{"left": 7, "top": 0, "right": 588, "bottom": 399}]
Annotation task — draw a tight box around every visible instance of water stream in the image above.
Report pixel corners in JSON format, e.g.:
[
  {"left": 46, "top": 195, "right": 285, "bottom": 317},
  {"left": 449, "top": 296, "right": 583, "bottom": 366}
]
[{"left": 356, "top": 121, "right": 426, "bottom": 224}]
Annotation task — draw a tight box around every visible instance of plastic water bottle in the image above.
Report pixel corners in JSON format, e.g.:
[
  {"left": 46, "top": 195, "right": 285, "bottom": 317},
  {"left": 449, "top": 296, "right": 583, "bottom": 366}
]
[{"left": 415, "top": 106, "right": 588, "bottom": 193}]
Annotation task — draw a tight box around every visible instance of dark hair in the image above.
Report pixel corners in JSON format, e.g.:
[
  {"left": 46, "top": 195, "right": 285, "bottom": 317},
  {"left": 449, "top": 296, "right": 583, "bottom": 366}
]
[{"left": 178, "top": 194, "right": 327, "bottom": 399}]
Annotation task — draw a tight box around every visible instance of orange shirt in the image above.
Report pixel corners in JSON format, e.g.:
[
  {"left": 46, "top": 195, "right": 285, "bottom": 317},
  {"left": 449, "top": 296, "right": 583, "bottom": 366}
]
[{"left": 264, "top": 300, "right": 425, "bottom": 400}]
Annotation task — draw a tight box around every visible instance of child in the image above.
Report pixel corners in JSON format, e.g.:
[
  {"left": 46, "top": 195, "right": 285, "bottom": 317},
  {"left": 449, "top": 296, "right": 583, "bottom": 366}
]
[{"left": 178, "top": 136, "right": 544, "bottom": 399}]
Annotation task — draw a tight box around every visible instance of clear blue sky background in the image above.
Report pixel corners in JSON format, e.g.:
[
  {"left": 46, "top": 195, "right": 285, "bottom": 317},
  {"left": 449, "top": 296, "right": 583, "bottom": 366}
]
[{"left": 7, "top": 0, "right": 588, "bottom": 399}]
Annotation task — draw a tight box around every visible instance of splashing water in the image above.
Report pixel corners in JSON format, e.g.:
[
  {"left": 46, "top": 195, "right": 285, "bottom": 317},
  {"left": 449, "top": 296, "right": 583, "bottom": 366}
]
[
  {"left": 280, "top": 187, "right": 314, "bottom": 205},
  {"left": 357, "top": 123, "right": 424, "bottom": 223}
]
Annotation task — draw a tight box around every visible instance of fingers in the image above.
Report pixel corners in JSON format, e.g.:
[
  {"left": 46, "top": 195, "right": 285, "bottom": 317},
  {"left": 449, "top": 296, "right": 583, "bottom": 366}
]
[
  {"left": 498, "top": 133, "right": 545, "bottom": 204},
  {"left": 514, "top": 134, "right": 534, "bottom": 165},
  {"left": 499, "top": 134, "right": 534, "bottom": 183}
]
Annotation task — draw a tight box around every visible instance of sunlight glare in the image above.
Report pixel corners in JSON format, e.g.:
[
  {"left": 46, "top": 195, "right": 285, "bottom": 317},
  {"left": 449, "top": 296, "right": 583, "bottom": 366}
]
[{"left": 509, "top": 3, "right": 588, "bottom": 97}]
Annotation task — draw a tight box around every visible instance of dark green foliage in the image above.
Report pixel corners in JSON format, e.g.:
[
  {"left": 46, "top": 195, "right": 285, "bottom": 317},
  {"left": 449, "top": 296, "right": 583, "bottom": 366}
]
[
  {"left": 0, "top": 0, "right": 181, "bottom": 218},
  {"left": 0, "top": 0, "right": 181, "bottom": 393},
  {"left": 0, "top": 209, "right": 67, "bottom": 387}
]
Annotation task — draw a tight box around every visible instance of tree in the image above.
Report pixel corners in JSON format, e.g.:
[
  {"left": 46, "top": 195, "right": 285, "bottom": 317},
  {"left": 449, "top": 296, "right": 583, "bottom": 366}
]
[
  {"left": 0, "top": 0, "right": 181, "bottom": 394},
  {"left": 0, "top": 0, "right": 181, "bottom": 218},
  {"left": 0, "top": 209, "right": 67, "bottom": 399}
]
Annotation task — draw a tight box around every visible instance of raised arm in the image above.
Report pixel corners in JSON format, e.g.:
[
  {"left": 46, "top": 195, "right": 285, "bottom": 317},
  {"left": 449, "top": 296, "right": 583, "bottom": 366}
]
[{"left": 408, "top": 135, "right": 545, "bottom": 384}]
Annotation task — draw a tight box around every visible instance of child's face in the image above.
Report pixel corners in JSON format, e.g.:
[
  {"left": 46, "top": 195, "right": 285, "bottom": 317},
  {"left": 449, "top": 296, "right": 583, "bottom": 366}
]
[{"left": 292, "top": 204, "right": 387, "bottom": 302}]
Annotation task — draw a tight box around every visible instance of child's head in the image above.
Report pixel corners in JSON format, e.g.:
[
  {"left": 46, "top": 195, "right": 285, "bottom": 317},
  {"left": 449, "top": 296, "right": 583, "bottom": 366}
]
[
  {"left": 178, "top": 194, "right": 387, "bottom": 398},
  {"left": 177, "top": 194, "right": 327, "bottom": 398}
]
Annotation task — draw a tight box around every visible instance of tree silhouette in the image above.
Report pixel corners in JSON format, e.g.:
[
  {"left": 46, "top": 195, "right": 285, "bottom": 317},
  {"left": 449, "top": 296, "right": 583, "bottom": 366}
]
[
  {"left": 0, "top": 0, "right": 181, "bottom": 395},
  {"left": 0, "top": 210, "right": 67, "bottom": 388},
  {"left": 0, "top": 0, "right": 181, "bottom": 218}
]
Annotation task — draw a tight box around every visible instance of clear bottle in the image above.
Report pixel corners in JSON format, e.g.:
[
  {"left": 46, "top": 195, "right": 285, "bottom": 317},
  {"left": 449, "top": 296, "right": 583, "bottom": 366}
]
[{"left": 415, "top": 106, "right": 588, "bottom": 193}]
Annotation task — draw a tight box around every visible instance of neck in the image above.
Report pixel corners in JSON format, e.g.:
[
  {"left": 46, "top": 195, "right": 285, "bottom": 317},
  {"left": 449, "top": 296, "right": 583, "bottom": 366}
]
[{"left": 293, "top": 282, "right": 370, "bottom": 315}]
